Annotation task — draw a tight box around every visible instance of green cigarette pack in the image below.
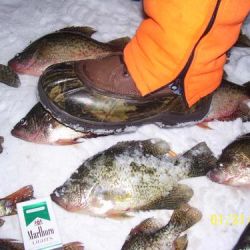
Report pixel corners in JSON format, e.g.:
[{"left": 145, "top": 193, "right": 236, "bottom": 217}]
[{"left": 17, "top": 197, "right": 63, "bottom": 250}]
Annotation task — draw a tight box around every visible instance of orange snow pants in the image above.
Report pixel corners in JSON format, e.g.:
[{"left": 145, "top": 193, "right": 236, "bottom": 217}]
[{"left": 124, "top": 0, "right": 250, "bottom": 106}]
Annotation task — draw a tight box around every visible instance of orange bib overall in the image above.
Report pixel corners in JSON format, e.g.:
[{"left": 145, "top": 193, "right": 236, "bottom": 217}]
[{"left": 124, "top": 0, "right": 250, "bottom": 106}]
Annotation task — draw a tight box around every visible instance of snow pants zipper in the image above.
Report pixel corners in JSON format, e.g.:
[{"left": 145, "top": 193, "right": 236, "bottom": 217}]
[{"left": 170, "top": 0, "right": 222, "bottom": 104}]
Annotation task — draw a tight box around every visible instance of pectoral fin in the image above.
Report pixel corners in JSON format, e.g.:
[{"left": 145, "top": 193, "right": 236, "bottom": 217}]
[
  {"left": 197, "top": 122, "right": 212, "bottom": 130},
  {"left": 140, "top": 184, "right": 193, "bottom": 210},
  {"left": 167, "top": 150, "right": 177, "bottom": 158},
  {"left": 105, "top": 210, "right": 133, "bottom": 220}
]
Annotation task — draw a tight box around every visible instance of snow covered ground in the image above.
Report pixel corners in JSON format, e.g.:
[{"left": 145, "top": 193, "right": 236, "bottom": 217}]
[{"left": 0, "top": 1, "right": 250, "bottom": 249}]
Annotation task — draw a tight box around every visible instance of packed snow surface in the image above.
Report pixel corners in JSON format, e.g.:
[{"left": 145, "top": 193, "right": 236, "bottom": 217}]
[{"left": 0, "top": 1, "right": 250, "bottom": 249}]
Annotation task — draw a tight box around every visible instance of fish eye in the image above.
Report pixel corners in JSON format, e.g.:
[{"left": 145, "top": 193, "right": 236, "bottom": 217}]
[{"left": 20, "top": 118, "right": 28, "bottom": 126}]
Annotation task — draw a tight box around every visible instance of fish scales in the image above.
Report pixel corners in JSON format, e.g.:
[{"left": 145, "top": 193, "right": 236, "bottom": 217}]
[
  {"left": 8, "top": 26, "right": 129, "bottom": 76},
  {"left": 51, "top": 139, "right": 216, "bottom": 216},
  {"left": 69, "top": 144, "right": 187, "bottom": 209},
  {"left": 203, "top": 80, "right": 250, "bottom": 122},
  {"left": 34, "top": 33, "right": 112, "bottom": 60},
  {"left": 122, "top": 204, "right": 201, "bottom": 250},
  {"left": 207, "top": 133, "right": 250, "bottom": 186}
]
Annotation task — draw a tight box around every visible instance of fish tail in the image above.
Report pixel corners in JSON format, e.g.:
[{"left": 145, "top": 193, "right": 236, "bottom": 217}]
[
  {"left": 107, "top": 37, "right": 131, "bottom": 51},
  {"left": 183, "top": 142, "right": 217, "bottom": 177},
  {"left": 3, "top": 185, "right": 34, "bottom": 204},
  {"left": 168, "top": 204, "right": 202, "bottom": 233},
  {"left": 63, "top": 241, "right": 84, "bottom": 250},
  {"left": 238, "top": 101, "right": 250, "bottom": 122}
]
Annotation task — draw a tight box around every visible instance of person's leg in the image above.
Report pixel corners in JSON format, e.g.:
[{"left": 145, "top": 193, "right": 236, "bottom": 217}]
[{"left": 124, "top": 0, "right": 250, "bottom": 106}]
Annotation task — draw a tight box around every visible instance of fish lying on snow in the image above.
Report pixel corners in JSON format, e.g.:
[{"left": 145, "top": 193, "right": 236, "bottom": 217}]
[
  {"left": 8, "top": 26, "right": 130, "bottom": 76},
  {"left": 207, "top": 133, "right": 250, "bottom": 186},
  {"left": 201, "top": 80, "right": 250, "bottom": 124},
  {"left": 11, "top": 103, "right": 113, "bottom": 145},
  {"left": 233, "top": 223, "right": 250, "bottom": 250},
  {"left": 121, "top": 204, "right": 201, "bottom": 250},
  {"left": 0, "top": 136, "right": 3, "bottom": 153},
  {"left": 0, "top": 64, "right": 20, "bottom": 88},
  {"left": 51, "top": 139, "right": 216, "bottom": 217},
  {"left": 0, "top": 239, "right": 84, "bottom": 250},
  {"left": 12, "top": 79, "right": 250, "bottom": 146},
  {"left": 0, "top": 185, "right": 34, "bottom": 217}
]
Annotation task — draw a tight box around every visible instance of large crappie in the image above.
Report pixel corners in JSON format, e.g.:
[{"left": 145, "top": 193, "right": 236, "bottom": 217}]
[
  {"left": 8, "top": 26, "right": 129, "bottom": 76},
  {"left": 51, "top": 139, "right": 216, "bottom": 217},
  {"left": 207, "top": 133, "right": 250, "bottom": 186},
  {"left": 121, "top": 204, "right": 201, "bottom": 250},
  {"left": 11, "top": 103, "right": 113, "bottom": 145}
]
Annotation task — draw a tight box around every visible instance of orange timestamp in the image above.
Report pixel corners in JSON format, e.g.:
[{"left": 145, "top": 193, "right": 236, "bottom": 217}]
[{"left": 210, "top": 213, "right": 249, "bottom": 226}]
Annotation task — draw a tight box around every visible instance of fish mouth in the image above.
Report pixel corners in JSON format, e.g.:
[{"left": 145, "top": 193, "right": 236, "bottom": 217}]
[
  {"left": 11, "top": 124, "right": 51, "bottom": 144},
  {"left": 8, "top": 57, "right": 40, "bottom": 76},
  {"left": 8, "top": 57, "right": 26, "bottom": 74},
  {"left": 11, "top": 125, "right": 46, "bottom": 144},
  {"left": 206, "top": 169, "right": 228, "bottom": 184},
  {"left": 207, "top": 167, "right": 238, "bottom": 186},
  {"left": 11, "top": 125, "right": 28, "bottom": 140},
  {"left": 11, "top": 116, "right": 47, "bottom": 144}
]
